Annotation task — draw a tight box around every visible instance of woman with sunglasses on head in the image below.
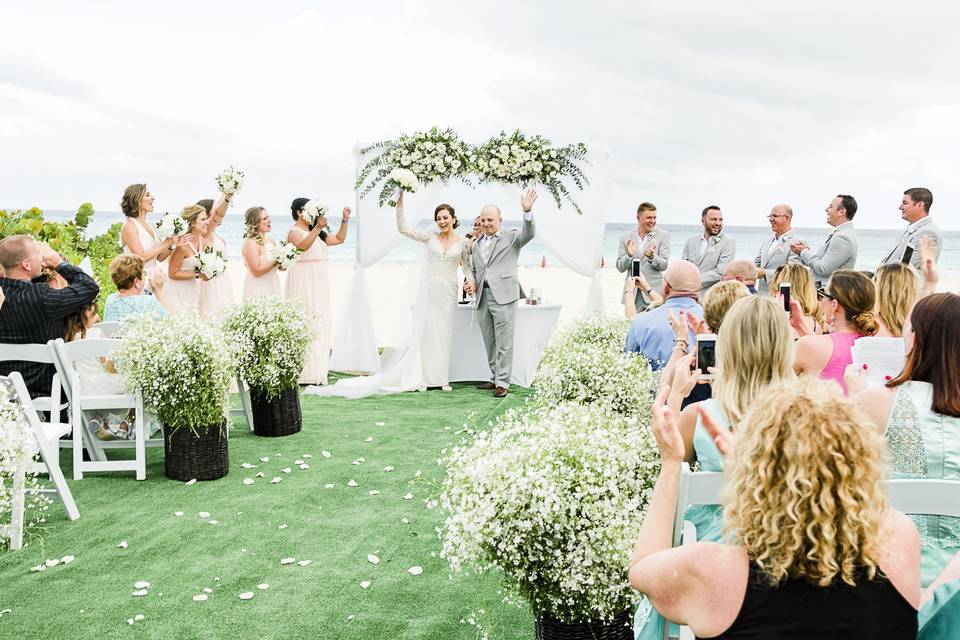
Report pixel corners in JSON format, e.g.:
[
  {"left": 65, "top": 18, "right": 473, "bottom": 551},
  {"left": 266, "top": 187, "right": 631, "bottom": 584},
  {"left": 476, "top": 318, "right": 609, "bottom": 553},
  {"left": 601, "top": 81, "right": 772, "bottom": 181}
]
[{"left": 793, "top": 269, "right": 877, "bottom": 394}]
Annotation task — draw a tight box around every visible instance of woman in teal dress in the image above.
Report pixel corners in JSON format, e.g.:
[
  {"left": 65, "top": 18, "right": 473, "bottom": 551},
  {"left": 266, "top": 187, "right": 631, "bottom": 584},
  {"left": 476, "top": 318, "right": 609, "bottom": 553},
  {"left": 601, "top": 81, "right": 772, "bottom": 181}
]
[{"left": 634, "top": 295, "right": 795, "bottom": 639}]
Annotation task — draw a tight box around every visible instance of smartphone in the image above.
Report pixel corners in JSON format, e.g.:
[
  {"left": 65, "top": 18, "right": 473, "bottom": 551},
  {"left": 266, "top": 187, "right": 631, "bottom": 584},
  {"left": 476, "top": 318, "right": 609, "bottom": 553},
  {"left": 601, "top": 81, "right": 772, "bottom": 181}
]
[
  {"left": 696, "top": 334, "right": 717, "bottom": 382},
  {"left": 779, "top": 282, "right": 791, "bottom": 313},
  {"left": 900, "top": 245, "right": 914, "bottom": 265},
  {"left": 631, "top": 259, "right": 641, "bottom": 278}
]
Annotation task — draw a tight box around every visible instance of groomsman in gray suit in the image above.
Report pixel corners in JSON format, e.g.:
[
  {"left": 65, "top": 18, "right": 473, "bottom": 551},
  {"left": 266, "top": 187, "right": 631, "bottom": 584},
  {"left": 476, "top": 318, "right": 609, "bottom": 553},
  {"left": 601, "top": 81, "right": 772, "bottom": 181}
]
[
  {"left": 754, "top": 204, "right": 803, "bottom": 294},
  {"left": 616, "top": 202, "right": 670, "bottom": 311},
  {"left": 681, "top": 205, "right": 736, "bottom": 298},
  {"left": 791, "top": 194, "right": 858, "bottom": 285},
  {"left": 463, "top": 189, "right": 538, "bottom": 398},
  {"left": 878, "top": 187, "right": 942, "bottom": 270}
]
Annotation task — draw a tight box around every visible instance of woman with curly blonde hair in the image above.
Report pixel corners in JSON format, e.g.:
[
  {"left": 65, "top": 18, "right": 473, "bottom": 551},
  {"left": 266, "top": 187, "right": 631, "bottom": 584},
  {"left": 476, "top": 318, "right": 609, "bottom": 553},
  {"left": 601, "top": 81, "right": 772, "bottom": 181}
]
[
  {"left": 874, "top": 262, "right": 920, "bottom": 337},
  {"left": 242, "top": 206, "right": 282, "bottom": 301},
  {"left": 769, "top": 262, "right": 823, "bottom": 334},
  {"left": 630, "top": 376, "right": 920, "bottom": 638}
]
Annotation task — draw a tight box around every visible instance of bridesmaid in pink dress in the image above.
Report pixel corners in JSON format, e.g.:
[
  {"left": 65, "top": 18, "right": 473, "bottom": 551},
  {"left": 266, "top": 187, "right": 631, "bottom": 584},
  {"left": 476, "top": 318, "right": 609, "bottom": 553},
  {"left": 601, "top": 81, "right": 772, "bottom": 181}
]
[
  {"left": 119, "top": 183, "right": 188, "bottom": 298},
  {"left": 242, "top": 206, "right": 283, "bottom": 300},
  {"left": 165, "top": 205, "right": 210, "bottom": 314},
  {"left": 196, "top": 195, "right": 235, "bottom": 319},
  {"left": 284, "top": 198, "right": 352, "bottom": 385}
]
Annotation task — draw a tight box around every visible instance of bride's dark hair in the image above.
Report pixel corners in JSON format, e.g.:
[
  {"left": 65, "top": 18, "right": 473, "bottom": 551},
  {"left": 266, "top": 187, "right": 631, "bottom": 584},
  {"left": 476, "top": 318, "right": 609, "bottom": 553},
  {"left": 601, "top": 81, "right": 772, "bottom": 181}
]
[
  {"left": 435, "top": 203, "right": 459, "bottom": 229},
  {"left": 291, "top": 197, "right": 310, "bottom": 221}
]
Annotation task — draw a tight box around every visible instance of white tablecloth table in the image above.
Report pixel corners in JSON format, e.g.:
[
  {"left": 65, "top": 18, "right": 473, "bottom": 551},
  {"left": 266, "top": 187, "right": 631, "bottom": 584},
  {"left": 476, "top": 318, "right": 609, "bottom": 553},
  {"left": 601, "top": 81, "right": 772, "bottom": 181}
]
[{"left": 448, "top": 303, "right": 562, "bottom": 388}]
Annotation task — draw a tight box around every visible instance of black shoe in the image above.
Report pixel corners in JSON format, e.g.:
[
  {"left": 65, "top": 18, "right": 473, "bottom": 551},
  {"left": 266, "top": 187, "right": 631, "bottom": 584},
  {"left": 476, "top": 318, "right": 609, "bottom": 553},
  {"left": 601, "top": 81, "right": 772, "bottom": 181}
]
[{"left": 477, "top": 382, "right": 496, "bottom": 390}]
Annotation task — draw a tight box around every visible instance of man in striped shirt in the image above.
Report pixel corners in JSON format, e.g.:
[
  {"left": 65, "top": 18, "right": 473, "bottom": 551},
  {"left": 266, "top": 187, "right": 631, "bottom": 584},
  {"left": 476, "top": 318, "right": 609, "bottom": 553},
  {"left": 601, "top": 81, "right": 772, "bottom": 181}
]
[{"left": 0, "top": 234, "right": 100, "bottom": 397}]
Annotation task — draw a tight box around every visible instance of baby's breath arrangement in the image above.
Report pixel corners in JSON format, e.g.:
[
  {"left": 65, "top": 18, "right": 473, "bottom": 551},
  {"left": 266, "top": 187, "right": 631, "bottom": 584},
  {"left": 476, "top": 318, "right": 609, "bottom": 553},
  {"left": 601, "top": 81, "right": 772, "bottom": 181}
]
[
  {"left": 222, "top": 296, "right": 310, "bottom": 400},
  {"left": 533, "top": 316, "right": 657, "bottom": 416},
  {"left": 115, "top": 315, "right": 236, "bottom": 433},
  {"left": 437, "top": 402, "right": 660, "bottom": 624}
]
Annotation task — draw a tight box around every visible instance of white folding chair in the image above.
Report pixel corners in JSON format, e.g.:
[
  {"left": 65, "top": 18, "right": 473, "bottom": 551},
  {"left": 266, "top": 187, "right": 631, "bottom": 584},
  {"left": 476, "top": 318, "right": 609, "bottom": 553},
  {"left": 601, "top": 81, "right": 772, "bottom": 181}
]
[
  {"left": 233, "top": 378, "right": 255, "bottom": 432},
  {"left": 91, "top": 321, "right": 121, "bottom": 338},
  {"left": 1, "top": 373, "right": 79, "bottom": 527},
  {"left": 0, "top": 342, "right": 68, "bottom": 420},
  {"left": 51, "top": 338, "right": 160, "bottom": 480}
]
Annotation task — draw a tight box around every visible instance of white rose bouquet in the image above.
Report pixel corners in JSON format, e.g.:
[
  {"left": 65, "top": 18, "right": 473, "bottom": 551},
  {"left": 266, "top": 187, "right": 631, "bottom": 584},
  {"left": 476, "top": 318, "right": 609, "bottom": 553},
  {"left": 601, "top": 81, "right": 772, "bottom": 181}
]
[
  {"left": 473, "top": 130, "right": 590, "bottom": 214},
  {"left": 301, "top": 199, "right": 331, "bottom": 233},
  {"left": 154, "top": 212, "right": 186, "bottom": 241},
  {"left": 384, "top": 169, "right": 419, "bottom": 207},
  {"left": 355, "top": 127, "right": 473, "bottom": 207},
  {"left": 215, "top": 166, "right": 245, "bottom": 196},
  {"left": 268, "top": 240, "right": 301, "bottom": 270},
  {"left": 194, "top": 246, "right": 228, "bottom": 280}
]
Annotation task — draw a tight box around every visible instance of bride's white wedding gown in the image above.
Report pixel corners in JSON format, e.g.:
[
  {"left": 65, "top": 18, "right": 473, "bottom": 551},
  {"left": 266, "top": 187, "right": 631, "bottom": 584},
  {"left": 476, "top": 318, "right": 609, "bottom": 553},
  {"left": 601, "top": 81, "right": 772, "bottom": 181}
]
[{"left": 304, "top": 208, "right": 473, "bottom": 399}]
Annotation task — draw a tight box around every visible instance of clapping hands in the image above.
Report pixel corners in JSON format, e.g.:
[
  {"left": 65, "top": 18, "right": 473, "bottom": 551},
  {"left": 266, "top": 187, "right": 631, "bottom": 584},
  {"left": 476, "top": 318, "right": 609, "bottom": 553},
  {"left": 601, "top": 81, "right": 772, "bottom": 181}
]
[
  {"left": 790, "top": 240, "right": 808, "bottom": 255},
  {"left": 919, "top": 237, "right": 938, "bottom": 291}
]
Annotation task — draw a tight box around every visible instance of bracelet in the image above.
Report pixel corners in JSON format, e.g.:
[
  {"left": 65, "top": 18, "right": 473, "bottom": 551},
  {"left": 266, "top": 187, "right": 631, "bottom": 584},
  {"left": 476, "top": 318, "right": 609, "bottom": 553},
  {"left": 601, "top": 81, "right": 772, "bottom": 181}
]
[{"left": 644, "top": 288, "right": 653, "bottom": 295}]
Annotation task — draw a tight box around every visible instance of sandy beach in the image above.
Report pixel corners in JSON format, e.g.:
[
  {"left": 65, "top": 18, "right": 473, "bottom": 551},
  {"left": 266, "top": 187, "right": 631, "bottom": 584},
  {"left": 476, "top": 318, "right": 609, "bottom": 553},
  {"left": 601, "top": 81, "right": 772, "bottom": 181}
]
[{"left": 226, "top": 264, "right": 960, "bottom": 349}]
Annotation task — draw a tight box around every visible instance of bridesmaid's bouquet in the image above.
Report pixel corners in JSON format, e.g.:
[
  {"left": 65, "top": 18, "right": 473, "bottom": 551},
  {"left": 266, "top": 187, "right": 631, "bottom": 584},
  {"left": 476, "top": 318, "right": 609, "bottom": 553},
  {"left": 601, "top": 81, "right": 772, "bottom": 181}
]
[
  {"left": 355, "top": 126, "right": 471, "bottom": 207},
  {"left": 215, "top": 166, "right": 245, "bottom": 196},
  {"left": 268, "top": 240, "right": 301, "bottom": 270},
  {"left": 473, "top": 130, "right": 589, "bottom": 214},
  {"left": 302, "top": 199, "right": 331, "bottom": 234},
  {"left": 155, "top": 212, "right": 186, "bottom": 241},
  {"left": 194, "top": 246, "right": 228, "bottom": 280}
]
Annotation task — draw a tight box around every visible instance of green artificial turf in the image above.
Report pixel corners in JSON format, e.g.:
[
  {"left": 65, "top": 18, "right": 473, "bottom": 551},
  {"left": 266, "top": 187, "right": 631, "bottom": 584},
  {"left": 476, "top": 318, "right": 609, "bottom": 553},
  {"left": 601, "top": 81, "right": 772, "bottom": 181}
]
[{"left": 0, "top": 383, "right": 534, "bottom": 639}]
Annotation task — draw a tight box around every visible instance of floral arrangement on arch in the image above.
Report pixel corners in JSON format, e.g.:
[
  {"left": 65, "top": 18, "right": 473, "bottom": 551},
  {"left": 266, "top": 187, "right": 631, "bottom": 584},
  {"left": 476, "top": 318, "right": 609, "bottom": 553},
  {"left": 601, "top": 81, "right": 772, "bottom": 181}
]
[
  {"left": 437, "top": 402, "right": 660, "bottom": 624},
  {"left": 114, "top": 315, "right": 237, "bottom": 434},
  {"left": 222, "top": 296, "right": 311, "bottom": 400}
]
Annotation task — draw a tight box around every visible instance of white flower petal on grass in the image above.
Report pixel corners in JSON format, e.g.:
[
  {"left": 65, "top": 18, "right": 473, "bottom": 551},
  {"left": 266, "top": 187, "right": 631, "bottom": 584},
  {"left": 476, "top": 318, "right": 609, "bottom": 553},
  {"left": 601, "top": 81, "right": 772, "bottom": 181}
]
[
  {"left": 239, "top": 592, "right": 254, "bottom": 600},
  {"left": 185, "top": 479, "right": 197, "bottom": 486},
  {"left": 127, "top": 618, "right": 134, "bottom": 625},
  {"left": 347, "top": 615, "right": 355, "bottom": 621},
  {"left": 367, "top": 554, "right": 380, "bottom": 565},
  {"left": 297, "top": 560, "right": 312, "bottom": 567},
  {"left": 198, "top": 512, "right": 211, "bottom": 518},
  {"left": 240, "top": 463, "right": 257, "bottom": 469},
  {"left": 192, "top": 594, "right": 208, "bottom": 602},
  {"left": 134, "top": 581, "right": 151, "bottom": 589},
  {"left": 280, "top": 558, "right": 296, "bottom": 565},
  {"left": 294, "top": 460, "right": 304, "bottom": 465},
  {"left": 299, "top": 464, "right": 310, "bottom": 470},
  {"left": 383, "top": 466, "right": 395, "bottom": 472},
  {"left": 45, "top": 559, "right": 59, "bottom": 567},
  {"left": 30, "top": 565, "right": 46, "bottom": 573},
  {"left": 375, "top": 421, "right": 385, "bottom": 426},
  {"left": 260, "top": 457, "right": 269, "bottom": 462},
  {"left": 270, "top": 477, "right": 282, "bottom": 484},
  {"left": 359, "top": 581, "right": 371, "bottom": 589},
  {"left": 401, "top": 518, "right": 410, "bottom": 524},
  {"left": 364, "top": 437, "right": 373, "bottom": 442},
  {"left": 347, "top": 480, "right": 358, "bottom": 487},
  {"left": 61, "top": 555, "right": 75, "bottom": 564},
  {"left": 243, "top": 478, "right": 254, "bottom": 486},
  {"left": 134, "top": 614, "right": 145, "bottom": 622},
  {"left": 207, "top": 520, "right": 218, "bottom": 525},
  {"left": 324, "top": 484, "right": 334, "bottom": 489},
  {"left": 255, "top": 472, "right": 265, "bottom": 478},
  {"left": 368, "top": 490, "right": 380, "bottom": 496},
  {"left": 281, "top": 467, "right": 291, "bottom": 474},
  {"left": 131, "top": 590, "right": 148, "bottom": 597},
  {"left": 403, "top": 493, "right": 413, "bottom": 500},
  {"left": 174, "top": 512, "right": 184, "bottom": 517},
  {"left": 117, "top": 541, "right": 129, "bottom": 549},
  {"left": 278, "top": 524, "right": 288, "bottom": 530},
  {"left": 303, "top": 454, "right": 313, "bottom": 459},
  {"left": 257, "top": 583, "right": 270, "bottom": 590},
  {"left": 408, "top": 566, "right": 423, "bottom": 576},
  {"left": 321, "top": 451, "right": 331, "bottom": 458},
  {"left": 202, "top": 587, "right": 213, "bottom": 594}
]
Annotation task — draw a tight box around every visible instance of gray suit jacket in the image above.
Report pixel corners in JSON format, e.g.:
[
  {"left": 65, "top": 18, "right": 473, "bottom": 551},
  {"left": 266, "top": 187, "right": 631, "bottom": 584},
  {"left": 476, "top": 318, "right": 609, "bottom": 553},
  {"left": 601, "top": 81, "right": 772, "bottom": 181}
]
[
  {"left": 755, "top": 228, "right": 803, "bottom": 294},
  {"left": 799, "top": 221, "right": 857, "bottom": 283},
  {"left": 470, "top": 216, "right": 536, "bottom": 306},
  {"left": 681, "top": 232, "right": 736, "bottom": 297},
  {"left": 878, "top": 216, "right": 942, "bottom": 271},
  {"left": 616, "top": 228, "right": 671, "bottom": 308}
]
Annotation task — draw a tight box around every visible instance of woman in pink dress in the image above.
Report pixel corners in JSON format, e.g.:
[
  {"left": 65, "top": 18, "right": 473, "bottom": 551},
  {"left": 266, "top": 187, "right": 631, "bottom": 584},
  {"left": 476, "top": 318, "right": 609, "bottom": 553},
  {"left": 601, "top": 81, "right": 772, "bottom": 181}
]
[
  {"left": 165, "top": 205, "right": 210, "bottom": 314},
  {"left": 196, "top": 195, "right": 235, "bottom": 319},
  {"left": 284, "top": 198, "right": 352, "bottom": 385},
  {"left": 119, "top": 183, "right": 188, "bottom": 296},
  {"left": 242, "top": 206, "right": 282, "bottom": 300}
]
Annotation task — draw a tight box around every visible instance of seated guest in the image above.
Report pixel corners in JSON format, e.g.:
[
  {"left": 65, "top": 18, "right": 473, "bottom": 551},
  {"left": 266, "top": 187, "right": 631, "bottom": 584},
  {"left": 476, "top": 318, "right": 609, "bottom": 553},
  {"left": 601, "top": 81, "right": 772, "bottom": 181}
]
[
  {"left": 874, "top": 262, "right": 919, "bottom": 337},
  {"left": 720, "top": 259, "right": 758, "bottom": 294},
  {"left": 622, "top": 272, "right": 664, "bottom": 319},
  {"left": 103, "top": 255, "right": 167, "bottom": 322},
  {"left": 624, "top": 261, "right": 702, "bottom": 369},
  {"left": 793, "top": 269, "right": 877, "bottom": 394},
  {"left": 769, "top": 263, "right": 822, "bottom": 336},
  {"left": 702, "top": 280, "right": 751, "bottom": 334},
  {"left": 629, "top": 376, "right": 920, "bottom": 638},
  {"left": 0, "top": 235, "right": 99, "bottom": 396},
  {"left": 848, "top": 293, "right": 960, "bottom": 586},
  {"left": 919, "top": 551, "right": 960, "bottom": 637}
]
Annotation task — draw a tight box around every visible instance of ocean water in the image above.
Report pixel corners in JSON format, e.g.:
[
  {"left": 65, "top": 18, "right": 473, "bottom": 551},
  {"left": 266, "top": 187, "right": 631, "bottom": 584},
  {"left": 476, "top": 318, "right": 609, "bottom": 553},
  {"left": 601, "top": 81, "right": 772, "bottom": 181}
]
[{"left": 43, "top": 210, "right": 960, "bottom": 271}]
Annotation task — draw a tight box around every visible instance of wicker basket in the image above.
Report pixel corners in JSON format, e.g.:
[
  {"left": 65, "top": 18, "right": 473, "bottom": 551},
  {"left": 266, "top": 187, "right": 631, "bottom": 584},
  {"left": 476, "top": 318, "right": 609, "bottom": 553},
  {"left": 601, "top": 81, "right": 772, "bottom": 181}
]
[
  {"left": 534, "top": 610, "right": 632, "bottom": 640},
  {"left": 249, "top": 385, "right": 302, "bottom": 437},
  {"left": 163, "top": 422, "right": 229, "bottom": 481}
]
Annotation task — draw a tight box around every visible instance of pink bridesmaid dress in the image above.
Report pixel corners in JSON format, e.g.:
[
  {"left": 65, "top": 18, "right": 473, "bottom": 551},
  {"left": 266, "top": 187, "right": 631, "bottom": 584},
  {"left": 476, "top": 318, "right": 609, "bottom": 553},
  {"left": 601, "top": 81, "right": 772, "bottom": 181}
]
[
  {"left": 199, "top": 234, "right": 235, "bottom": 319},
  {"left": 284, "top": 227, "right": 331, "bottom": 385}
]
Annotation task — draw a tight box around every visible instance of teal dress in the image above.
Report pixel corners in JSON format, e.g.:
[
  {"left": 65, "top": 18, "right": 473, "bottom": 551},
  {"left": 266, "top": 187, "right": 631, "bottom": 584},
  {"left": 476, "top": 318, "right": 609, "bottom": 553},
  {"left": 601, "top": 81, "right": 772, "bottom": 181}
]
[{"left": 634, "top": 399, "right": 729, "bottom": 640}]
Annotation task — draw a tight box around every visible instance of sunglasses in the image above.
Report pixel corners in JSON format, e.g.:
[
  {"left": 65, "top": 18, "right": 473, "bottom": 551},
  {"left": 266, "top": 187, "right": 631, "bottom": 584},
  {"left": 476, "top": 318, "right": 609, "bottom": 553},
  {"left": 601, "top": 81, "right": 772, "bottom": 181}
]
[{"left": 816, "top": 287, "right": 834, "bottom": 301}]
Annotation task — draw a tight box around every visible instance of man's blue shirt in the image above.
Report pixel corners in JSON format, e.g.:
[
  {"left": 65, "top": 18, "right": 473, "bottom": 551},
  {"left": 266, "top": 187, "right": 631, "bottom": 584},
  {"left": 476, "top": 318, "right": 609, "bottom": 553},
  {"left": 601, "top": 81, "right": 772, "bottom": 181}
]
[{"left": 624, "top": 296, "right": 704, "bottom": 370}]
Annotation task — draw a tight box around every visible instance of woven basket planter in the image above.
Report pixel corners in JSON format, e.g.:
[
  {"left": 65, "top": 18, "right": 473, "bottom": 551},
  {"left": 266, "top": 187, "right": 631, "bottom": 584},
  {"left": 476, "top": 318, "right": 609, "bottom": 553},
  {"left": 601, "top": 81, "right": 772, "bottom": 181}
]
[
  {"left": 249, "top": 385, "right": 302, "bottom": 437},
  {"left": 534, "top": 610, "right": 632, "bottom": 640},
  {"left": 163, "top": 422, "right": 229, "bottom": 481}
]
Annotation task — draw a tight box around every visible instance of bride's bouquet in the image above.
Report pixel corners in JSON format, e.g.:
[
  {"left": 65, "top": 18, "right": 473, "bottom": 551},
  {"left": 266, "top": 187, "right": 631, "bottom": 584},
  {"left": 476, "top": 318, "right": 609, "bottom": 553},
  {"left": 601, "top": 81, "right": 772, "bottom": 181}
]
[
  {"left": 215, "top": 166, "right": 245, "bottom": 196},
  {"left": 194, "top": 246, "right": 228, "bottom": 280},
  {"left": 355, "top": 127, "right": 473, "bottom": 207},
  {"left": 473, "top": 130, "right": 589, "bottom": 214},
  {"left": 268, "top": 240, "right": 301, "bottom": 270},
  {"left": 155, "top": 212, "right": 186, "bottom": 241}
]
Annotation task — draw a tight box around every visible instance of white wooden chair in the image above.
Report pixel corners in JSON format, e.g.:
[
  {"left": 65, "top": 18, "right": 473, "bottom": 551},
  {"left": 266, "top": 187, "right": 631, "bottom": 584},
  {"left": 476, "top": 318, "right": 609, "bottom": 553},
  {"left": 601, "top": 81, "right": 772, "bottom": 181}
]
[
  {"left": 233, "top": 378, "right": 255, "bottom": 432},
  {"left": 91, "top": 321, "right": 121, "bottom": 338},
  {"left": 51, "top": 338, "right": 161, "bottom": 480},
  {"left": 0, "top": 342, "right": 68, "bottom": 421},
  {"left": 0, "top": 373, "right": 79, "bottom": 550}
]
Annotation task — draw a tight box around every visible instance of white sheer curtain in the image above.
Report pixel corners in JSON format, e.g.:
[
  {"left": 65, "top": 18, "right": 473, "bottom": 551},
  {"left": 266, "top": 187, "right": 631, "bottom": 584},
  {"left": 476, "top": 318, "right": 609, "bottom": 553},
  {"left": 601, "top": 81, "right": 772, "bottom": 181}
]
[{"left": 328, "top": 143, "right": 612, "bottom": 373}]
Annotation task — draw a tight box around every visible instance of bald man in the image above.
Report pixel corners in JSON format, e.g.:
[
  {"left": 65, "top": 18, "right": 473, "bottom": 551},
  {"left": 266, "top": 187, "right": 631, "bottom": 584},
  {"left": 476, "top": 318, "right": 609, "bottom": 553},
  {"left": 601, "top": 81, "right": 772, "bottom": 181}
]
[
  {"left": 754, "top": 204, "right": 803, "bottom": 294},
  {"left": 624, "top": 260, "right": 703, "bottom": 369},
  {"left": 722, "top": 259, "right": 759, "bottom": 294}
]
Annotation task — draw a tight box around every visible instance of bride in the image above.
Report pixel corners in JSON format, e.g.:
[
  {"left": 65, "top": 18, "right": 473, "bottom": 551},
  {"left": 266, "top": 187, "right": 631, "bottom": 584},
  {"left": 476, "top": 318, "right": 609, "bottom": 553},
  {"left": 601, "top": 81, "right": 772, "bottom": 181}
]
[{"left": 305, "top": 192, "right": 473, "bottom": 398}]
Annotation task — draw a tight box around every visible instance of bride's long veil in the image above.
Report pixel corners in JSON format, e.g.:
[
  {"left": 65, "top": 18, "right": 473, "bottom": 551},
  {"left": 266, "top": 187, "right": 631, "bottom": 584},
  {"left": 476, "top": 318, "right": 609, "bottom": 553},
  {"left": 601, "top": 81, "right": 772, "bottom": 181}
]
[{"left": 305, "top": 243, "right": 431, "bottom": 399}]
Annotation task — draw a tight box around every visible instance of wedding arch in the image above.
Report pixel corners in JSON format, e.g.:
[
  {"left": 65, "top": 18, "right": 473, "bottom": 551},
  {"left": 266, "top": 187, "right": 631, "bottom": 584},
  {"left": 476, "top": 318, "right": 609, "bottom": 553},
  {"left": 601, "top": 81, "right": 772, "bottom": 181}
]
[{"left": 328, "top": 144, "right": 613, "bottom": 374}]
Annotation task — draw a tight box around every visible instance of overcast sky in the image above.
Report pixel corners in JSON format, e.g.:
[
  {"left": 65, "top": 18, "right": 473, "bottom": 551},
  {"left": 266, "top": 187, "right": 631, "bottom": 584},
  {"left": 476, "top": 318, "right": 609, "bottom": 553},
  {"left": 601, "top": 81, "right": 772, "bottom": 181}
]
[{"left": 2, "top": 1, "right": 959, "bottom": 229}]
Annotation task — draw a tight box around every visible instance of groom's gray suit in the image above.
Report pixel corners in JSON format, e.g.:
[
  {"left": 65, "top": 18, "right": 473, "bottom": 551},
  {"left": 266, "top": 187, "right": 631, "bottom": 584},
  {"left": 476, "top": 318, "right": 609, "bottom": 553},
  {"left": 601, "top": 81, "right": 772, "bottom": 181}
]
[{"left": 470, "top": 212, "right": 536, "bottom": 389}]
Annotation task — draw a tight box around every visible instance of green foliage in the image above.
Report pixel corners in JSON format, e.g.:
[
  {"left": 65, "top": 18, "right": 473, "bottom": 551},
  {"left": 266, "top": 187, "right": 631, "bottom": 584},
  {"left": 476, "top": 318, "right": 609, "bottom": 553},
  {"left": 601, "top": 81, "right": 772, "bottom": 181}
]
[{"left": 0, "top": 205, "right": 123, "bottom": 313}]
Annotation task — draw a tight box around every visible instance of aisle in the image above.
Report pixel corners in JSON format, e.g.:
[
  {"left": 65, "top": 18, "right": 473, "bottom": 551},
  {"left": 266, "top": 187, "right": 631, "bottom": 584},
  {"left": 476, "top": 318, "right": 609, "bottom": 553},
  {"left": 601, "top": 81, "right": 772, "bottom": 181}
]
[{"left": 0, "top": 383, "right": 533, "bottom": 639}]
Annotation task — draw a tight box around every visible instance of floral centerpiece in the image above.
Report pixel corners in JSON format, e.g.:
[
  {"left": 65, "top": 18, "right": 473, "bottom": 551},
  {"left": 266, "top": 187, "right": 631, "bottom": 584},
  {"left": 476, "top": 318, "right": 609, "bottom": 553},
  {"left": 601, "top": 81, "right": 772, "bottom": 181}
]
[
  {"left": 222, "top": 296, "right": 310, "bottom": 437},
  {"left": 268, "top": 240, "right": 301, "bottom": 270},
  {"left": 438, "top": 402, "right": 660, "bottom": 634},
  {"left": 194, "top": 245, "right": 227, "bottom": 280},
  {"left": 473, "top": 130, "right": 590, "bottom": 214},
  {"left": 115, "top": 315, "right": 236, "bottom": 480},
  {"left": 355, "top": 126, "right": 472, "bottom": 206},
  {"left": 154, "top": 212, "right": 186, "bottom": 241},
  {"left": 215, "top": 166, "right": 245, "bottom": 196}
]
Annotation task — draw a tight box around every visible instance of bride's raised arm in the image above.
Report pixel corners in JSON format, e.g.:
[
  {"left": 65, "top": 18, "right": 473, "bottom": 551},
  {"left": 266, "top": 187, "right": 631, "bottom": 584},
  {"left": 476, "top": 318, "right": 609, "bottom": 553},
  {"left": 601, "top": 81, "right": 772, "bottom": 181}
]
[{"left": 395, "top": 199, "right": 432, "bottom": 244}]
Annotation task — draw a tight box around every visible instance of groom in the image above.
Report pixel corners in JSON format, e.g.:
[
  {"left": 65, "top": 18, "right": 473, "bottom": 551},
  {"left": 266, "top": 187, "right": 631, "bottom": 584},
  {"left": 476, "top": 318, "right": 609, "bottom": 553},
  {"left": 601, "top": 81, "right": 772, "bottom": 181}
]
[{"left": 464, "top": 189, "right": 538, "bottom": 397}]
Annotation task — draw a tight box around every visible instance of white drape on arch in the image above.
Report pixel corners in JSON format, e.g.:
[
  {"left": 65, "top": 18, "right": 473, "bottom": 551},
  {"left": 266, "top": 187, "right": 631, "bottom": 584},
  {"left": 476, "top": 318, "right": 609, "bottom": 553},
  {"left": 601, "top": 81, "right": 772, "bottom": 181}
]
[{"left": 328, "top": 143, "right": 612, "bottom": 374}]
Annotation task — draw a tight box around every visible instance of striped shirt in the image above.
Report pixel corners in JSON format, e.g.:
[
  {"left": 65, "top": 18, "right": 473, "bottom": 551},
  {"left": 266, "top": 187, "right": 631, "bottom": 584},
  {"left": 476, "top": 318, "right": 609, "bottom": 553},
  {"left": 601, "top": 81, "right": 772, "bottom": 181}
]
[{"left": 0, "top": 262, "right": 100, "bottom": 396}]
